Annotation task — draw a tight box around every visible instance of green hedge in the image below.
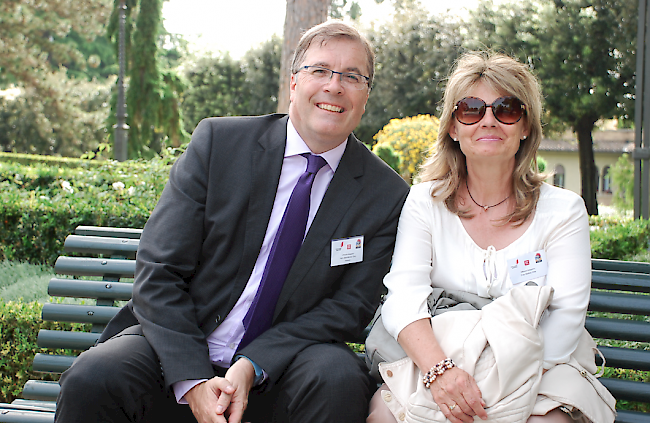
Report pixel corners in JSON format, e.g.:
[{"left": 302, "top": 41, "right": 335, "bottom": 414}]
[
  {"left": 590, "top": 218, "right": 650, "bottom": 261},
  {"left": 0, "top": 156, "right": 173, "bottom": 265},
  {"left": 0, "top": 152, "right": 109, "bottom": 169},
  {"left": 0, "top": 300, "right": 87, "bottom": 403}
]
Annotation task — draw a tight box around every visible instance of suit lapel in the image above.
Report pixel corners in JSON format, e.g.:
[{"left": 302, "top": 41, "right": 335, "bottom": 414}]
[
  {"left": 273, "top": 135, "right": 365, "bottom": 318},
  {"left": 229, "top": 116, "right": 288, "bottom": 306}
]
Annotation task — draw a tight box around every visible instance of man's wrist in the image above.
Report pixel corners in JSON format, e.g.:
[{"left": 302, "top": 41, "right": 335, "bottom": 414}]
[{"left": 233, "top": 355, "right": 266, "bottom": 387}]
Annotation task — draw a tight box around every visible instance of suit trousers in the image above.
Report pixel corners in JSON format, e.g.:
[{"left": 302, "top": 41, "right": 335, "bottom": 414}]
[{"left": 55, "top": 325, "right": 375, "bottom": 423}]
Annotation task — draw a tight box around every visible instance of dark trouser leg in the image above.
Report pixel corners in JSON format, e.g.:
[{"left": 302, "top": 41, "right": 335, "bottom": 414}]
[
  {"left": 55, "top": 325, "right": 195, "bottom": 423},
  {"left": 245, "top": 343, "right": 375, "bottom": 423}
]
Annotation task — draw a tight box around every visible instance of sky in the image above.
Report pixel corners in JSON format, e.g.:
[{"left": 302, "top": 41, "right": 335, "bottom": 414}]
[{"left": 162, "top": 0, "right": 481, "bottom": 59}]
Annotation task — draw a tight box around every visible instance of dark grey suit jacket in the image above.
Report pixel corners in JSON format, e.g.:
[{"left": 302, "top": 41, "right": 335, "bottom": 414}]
[{"left": 104, "top": 114, "right": 409, "bottom": 390}]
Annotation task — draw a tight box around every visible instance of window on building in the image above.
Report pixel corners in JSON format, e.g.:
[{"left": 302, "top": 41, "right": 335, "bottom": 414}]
[
  {"left": 594, "top": 166, "right": 599, "bottom": 192},
  {"left": 602, "top": 166, "right": 612, "bottom": 193},
  {"left": 553, "top": 165, "right": 565, "bottom": 188}
]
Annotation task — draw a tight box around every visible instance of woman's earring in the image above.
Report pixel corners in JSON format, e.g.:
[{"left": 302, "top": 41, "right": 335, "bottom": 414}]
[
  {"left": 521, "top": 136, "right": 527, "bottom": 141},
  {"left": 453, "top": 137, "right": 458, "bottom": 142}
]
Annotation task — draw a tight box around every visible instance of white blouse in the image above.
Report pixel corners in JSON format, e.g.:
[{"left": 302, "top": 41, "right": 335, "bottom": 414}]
[{"left": 382, "top": 182, "right": 592, "bottom": 369}]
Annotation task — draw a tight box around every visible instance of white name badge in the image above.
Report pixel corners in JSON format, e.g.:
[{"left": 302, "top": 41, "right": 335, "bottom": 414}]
[
  {"left": 331, "top": 236, "right": 364, "bottom": 267},
  {"left": 507, "top": 249, "right": 548, "bottom": 285}
]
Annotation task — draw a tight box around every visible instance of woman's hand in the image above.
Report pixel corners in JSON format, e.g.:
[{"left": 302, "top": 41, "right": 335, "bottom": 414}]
[{"left": 429, "top": 366, "right": 487, "bottom": 423}]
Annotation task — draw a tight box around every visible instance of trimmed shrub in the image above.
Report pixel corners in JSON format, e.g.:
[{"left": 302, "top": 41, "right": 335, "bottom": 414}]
[
  {"left": 0, "top": 300, "right": 87, "bottom": 402},
  {"left": 590, "top": 218, "right": 650, "bottom": 260},
  {"left": 372, "top": 114, "right": 439, "bottom": 183},
  {"left": 0, "top": 156, "right": 173, "bottom": 265}
]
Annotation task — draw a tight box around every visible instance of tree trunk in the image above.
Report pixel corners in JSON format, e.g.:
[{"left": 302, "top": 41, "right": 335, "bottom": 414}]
[
  {"left": 575, "top": 116, "right": 599, "bottom": 216},
  {"left": 276, "top": 0, "right": 330, "bottom": 114}
]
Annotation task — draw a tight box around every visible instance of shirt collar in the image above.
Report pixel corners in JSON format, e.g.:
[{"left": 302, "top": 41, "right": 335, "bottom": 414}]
[{"left": 286, "top": 118, "right": 347, "bottom": 172}]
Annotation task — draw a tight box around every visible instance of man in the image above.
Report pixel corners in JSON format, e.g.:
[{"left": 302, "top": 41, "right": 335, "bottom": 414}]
[{"left": 56, "top": 20, "right": 409, "bottom": 423}]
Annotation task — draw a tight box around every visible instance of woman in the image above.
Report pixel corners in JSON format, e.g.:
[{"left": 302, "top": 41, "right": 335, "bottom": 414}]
[{"left": 367, "top": 52, "right": 615, "bottom": 423}]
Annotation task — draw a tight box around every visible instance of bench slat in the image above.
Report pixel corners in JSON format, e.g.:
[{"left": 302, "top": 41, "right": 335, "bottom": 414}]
[
  {"left": 592, "top": 271, "right": 650, "bottom": 293},
  {"left": 595, "top": 345, "right": 650, "bottom": 371},
  {"left": 586, "top": 316, "right": 650, "bottom": 342},
  {"left": 588, "top": 291, "right": 650, "bottom": 315},
  {"left": 20, "top": 381, "right": 60, "bottom": 402},
  {"left": 54, "top": 257, "right": 135, "bottom": 278},
  {"left": 63, "top": 235, "right": 139, "bottom": 259},
  {"left": 32, "top": 354, "right": 75, "bottom": 374},
  {"left": 614, "top": 410, "right": 650, "bottom": 423},
  {"left": 75, "top": 226, "right": 142, "bottom": 239},
  {"left": 10, "top": 401, "right": 55, "bottom": 411},
  {"left": 0, "top": 405, "right": 54, "bottom": 423},
  {"left": 41, "top": 303, "right": 119, "bottom": 325},
  {"left": 37, "top": 330, "right": 100, "bottom": 350},
  {"left": 47, "top": 279, "right": 132, "bottom": 301},
  {"left": 593, "top": 259, "right": 650, "bottom": 275},
  {"left": 600, "top": 377, "right": 650, "bottom": 403}
]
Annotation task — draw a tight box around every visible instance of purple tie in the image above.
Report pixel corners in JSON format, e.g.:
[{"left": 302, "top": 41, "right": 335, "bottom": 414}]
[{"left": 239, "top": 153, "right": 328, "bottom": 349}]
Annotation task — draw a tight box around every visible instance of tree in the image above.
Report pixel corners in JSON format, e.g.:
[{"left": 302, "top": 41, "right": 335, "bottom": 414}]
[
  {"left": 276, "top": 0, "right": 330, "bottom": 114},
  {"left": 106, "top": 0, "right": 190, "bottom": 158},
  {"left": 0, "top": 0, "right": 113, "bottom": 155},
  {"left": 241, "top": 36, "right": 283, "bottom": 116},
  {"left": 181, "top": 53, "right": 249, "bottom": 132},
  {"left": 181, "top": 37, "right": 282, "bottom": 133},
  {"left": 372, "top": 114, "right": 440, "bottom": 183},
  {"left": 534, "top": 0, "right": 636, "bottom": 215},
  {"left": 358, "top": 0, "right": 463, "bottom": 143},
  {"left": 611, "top": 153, "right": 634, "bottom": 212},
  {"left": 464, "top": 0, "right": 636, "bottom": 215}
]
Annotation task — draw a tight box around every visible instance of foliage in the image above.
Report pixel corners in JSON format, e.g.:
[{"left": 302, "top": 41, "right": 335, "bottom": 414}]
[
  {"left": 105, "top": 0, "right": 190, "bottom": 158},
  {"left": 0, "top": 261, "right": 53, "bottom": 304},
  {"left": 182, "top": 36, "right": 281, "bottom": 133},
  {"left": 611, "top": 153, "right": 634, "bottom": 212},
  {"left": 0, "top": 74, "right": 114, "bottom": 156},
  {"left": 240, "top": 36, "right": 282, "bottom": 117},
  {"left": 590, "top": 219, "right": 650, "bottom": 260},
  {"left": 359, "top": 1, "right": 462, "bottom": 144},
  {"left": 372, "top": 114, "right": 439, "bottom": 183},
  {"left": 0, "top": 157, "right": 172, "bottom": 264},
  {"left": 53, "top": 30, "right": 118, "bottom": 81},
  {"left": 0, "top": 152, "right": 111, "bottom": 168},
  {"left": 537, "top": 155, "right": 547, "bottom": 173},
  {"left": 0, "top": 300, "right": 89, "bottom": 402},
  {"left": 0, "top": 0, "right": 113, "bottom": 156}
]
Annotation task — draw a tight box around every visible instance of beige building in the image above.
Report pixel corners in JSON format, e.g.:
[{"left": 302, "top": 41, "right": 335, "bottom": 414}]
[{"left": 538, "top": 129, "right": 634, "bottom": 206}]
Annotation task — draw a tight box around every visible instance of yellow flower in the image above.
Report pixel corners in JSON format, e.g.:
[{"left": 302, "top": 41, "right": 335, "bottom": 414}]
[{"left": 372, "top": 114, "right": 439, "bottom": 183}]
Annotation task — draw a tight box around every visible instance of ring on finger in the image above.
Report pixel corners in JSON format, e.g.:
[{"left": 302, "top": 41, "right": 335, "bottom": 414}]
[{"left": 449, "top": 403, "right": 457, "bottom": 411}]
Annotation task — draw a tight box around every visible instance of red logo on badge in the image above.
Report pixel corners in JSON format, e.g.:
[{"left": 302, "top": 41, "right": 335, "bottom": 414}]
[
  {"left": 524, "top": 260, "right": 530, "bottom": 266},
  {"left": 347, "top": 244, "right": 351, "bottom": 249}
]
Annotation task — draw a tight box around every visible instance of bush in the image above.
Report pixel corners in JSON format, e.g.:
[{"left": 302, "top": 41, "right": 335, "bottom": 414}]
[
  {"left": 0, "top": 155, "right": 174, "bottom": 264},
  {"left": 372, "top": 114, "right": 439, "bottom": 183},
  {"left": 0, "top": 300, "right": 87, "bottom": 402},
  {"left": 590, "top": 218, "right": 650, "bottom": 260}
]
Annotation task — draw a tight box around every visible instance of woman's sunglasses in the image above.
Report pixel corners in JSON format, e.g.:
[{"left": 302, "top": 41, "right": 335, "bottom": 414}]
[{"left": 453, "top": 96, "right": 527, "bottom": 125}]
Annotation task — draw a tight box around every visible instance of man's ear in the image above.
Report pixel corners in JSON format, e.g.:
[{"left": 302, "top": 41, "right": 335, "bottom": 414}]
[{"left": 289, "top": 73, "right": 297, "bottom": 103}]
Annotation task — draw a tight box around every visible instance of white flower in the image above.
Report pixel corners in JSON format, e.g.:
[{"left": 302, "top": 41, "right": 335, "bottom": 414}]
[
  {"left": 61, "top": 180, "right": 74, "bottom": 194},
  {"left": 112, "top": 181, "right": 125, "bottom": 190},
  {"left": 127, "top": 187, "right": 135, "bottom": 196}
]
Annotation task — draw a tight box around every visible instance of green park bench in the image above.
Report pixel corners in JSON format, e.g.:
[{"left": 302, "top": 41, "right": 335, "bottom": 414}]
[{"left": 1, "top": 226, "right": 650, "bottom": 422}]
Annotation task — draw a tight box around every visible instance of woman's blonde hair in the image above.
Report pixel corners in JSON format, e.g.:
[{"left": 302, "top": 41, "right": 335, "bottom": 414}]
[{"left": 419, "top": 51, "right": 546, "bottom": 225}]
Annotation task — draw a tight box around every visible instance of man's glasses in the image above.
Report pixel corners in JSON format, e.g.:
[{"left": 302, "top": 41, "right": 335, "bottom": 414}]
[
  {"left": 453, "top": 96, "right": 527, "bottom": 125},
  {"left": 297, "top": 65, "right": 370, "bottom": 90}
]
